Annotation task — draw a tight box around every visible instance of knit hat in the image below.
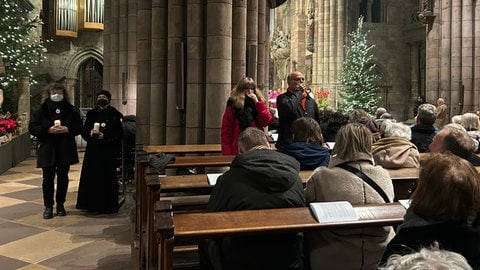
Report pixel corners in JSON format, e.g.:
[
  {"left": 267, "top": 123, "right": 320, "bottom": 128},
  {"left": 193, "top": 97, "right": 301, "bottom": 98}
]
[{"left": 97, "top": 90, "right": 112, "bottom": 101}]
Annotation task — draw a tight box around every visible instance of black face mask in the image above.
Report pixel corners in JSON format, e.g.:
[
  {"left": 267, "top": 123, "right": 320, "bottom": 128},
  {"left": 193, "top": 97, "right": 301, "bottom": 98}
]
[{"left": 97, "top": 99, "right": 109, "bottom": 107}]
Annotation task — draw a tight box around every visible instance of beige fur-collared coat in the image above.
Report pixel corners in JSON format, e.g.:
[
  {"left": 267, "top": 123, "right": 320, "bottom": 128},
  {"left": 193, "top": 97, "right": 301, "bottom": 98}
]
[{"left": 304, "top": 153, "right": 395, "bottom": 270}]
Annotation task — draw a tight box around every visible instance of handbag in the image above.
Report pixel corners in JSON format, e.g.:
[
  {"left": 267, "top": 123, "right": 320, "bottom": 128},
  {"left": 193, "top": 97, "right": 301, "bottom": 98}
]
[{"left": 337, "top": 163, "right": 390, "bottom": 203}]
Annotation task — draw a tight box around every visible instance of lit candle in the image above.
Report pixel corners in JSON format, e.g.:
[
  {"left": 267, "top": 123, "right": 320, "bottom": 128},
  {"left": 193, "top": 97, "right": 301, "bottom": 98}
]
[
  {"left": 54, "top": 120, "right": 61, "bottom": 126},
  {"left": 93, "top": 122, "right": 100, "bottom": 132}
]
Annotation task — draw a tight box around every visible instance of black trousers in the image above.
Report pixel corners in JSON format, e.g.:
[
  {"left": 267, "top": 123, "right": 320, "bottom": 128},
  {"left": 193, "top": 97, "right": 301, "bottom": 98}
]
[{"left": 42, "top": 165, "right": 70, "bottom": 207}]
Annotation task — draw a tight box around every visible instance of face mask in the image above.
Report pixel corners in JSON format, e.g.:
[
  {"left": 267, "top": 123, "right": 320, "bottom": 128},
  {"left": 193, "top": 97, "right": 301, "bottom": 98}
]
[
  {"left": 50, "top": 94, "right": 64, "bottom": 102},
  {"left": 97, "top": 99, "right": 109, "bottom": 107}
]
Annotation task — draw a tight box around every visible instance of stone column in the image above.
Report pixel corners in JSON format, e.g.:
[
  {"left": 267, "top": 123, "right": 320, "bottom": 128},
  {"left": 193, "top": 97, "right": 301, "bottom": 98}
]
[
  {"left": 232, "top": 0, "right": 247, "bottom": 83},
  {"left": 205, "top": 0, "right": 232, "bottom": 143},
  {"left": 410, "top": 42, "right": 420, "bottom": 118},
  {"left": 165, "top": 1, "right": 185, "bottom": 144},
  {"left": 135, "top": 0, "right": 152, "bottom": 144},
  {"left": 450, "top": 0, "right": 462, "bottom": 114},
  {"left": 257, "top": 0, "right": 267, "bottom": 90},
  {"left": 461, "top": 1, "right": 474, "bottom": 111},
  {"left": 185, "top": 0, "right": 206, "bottom": 143},
  {"left": 247, "top": 0, "right": 258, "bottom": 80},
  {"left": 16, "top": 77, "right": 30, "bottom": 133}
]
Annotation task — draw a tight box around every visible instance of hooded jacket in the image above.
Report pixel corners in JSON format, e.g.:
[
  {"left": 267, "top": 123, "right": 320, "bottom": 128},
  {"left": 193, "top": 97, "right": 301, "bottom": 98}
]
[
  {"left": 304, "top": 153, "right": 395, "bottom": 270},
  {"left": 204, "top": 149, "right": 305, "bottom": 270},
  {"left": 371, "top": 137, "right": 420, "bottom": 168}
]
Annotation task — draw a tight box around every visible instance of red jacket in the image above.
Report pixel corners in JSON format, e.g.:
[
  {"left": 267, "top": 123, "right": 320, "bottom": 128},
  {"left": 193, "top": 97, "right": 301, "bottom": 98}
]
[{"left": 221, "top": 101, "right": 273, "bottom": 155}]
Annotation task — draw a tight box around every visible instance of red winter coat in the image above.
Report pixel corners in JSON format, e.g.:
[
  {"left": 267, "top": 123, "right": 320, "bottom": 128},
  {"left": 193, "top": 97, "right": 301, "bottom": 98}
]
[{"left": 221, "top": 101, "right": 273, "bottom": 155}]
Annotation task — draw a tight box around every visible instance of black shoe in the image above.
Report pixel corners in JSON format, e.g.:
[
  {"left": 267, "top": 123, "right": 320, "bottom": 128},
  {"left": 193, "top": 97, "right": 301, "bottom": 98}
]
[
  {"left": 57, "top": 205, "right": 66, "bottom": 216},
  {"left": 43, "top": 207, "right": 53, "bottom": 219}
]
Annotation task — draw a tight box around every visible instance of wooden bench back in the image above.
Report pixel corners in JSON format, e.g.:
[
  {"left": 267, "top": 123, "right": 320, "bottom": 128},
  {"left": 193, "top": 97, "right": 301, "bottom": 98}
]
[{"left": 154, "top": 201, "right": 406, "bottom": 270}]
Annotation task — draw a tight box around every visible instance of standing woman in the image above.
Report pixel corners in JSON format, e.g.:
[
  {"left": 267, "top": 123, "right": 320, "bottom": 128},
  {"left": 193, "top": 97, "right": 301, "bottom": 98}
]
[
  {"left": 76, "top": 90, "right": 123, "bottom": 214},
  {"left": 221, "top": 77, "right": 273, "bottom": 155},
  {"left": 29, "top": 82, "right": 82, "bottom": 219}
]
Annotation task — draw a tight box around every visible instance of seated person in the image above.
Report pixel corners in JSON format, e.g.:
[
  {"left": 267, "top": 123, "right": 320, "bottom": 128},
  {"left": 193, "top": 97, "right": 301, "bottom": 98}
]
[
  {"left": 380, "top": 242, "right": 473, "bottom": 270},
  {"left": 461, "top": 112, "right": 480, "bottom": 152},
  {"left": 372, "top": 120, "right": 420, "bottom": 169},
  {"left": 278, "top": 117, "right": 330, "bottom": 170},
  {"left": 200, "top": 127, "right": 305, "bottom": 270},
  {"left": 428, "top": 123, "right": 480, "bottom": 166},
  {"left": 322, "top": 111, "right": 349, "bottom": 142},
  {"left": 380, "top": 154, "right": 480, "bottom": 269},
  {"left": 411, "top": 103, "right": 437, "bottom": 152},
  {"left": 305, "top": 123, "right": 395, "bottom": 270}
]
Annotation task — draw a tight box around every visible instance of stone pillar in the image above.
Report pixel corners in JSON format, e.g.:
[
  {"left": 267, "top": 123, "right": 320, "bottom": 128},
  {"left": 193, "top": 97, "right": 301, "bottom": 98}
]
[
  {"left": 136, "top": 0, "right": 152, "bottom": 144},
  {"left": 232, "top": 0, "right": 247, "bottom": 83},
  {"left": 450, "top": 0, "right": 462, "bottom": 115},
  {"left": 165, "top": 1, "right": 185, "bottom": 144},
  {"left": 474, "top": 2, "right": 480, "bottom": 110},
  {"left": 247, "top": 0, "right": 258, "bottom": 80},
  {"left": 410, "top": 42, "right": 420, "bottom": 118},
  {"left": 185, "top": 0, "right": 206, "bottom": 143},
  {"left": 16, "top": 77, "right": 30, "bottom": 134},
  {"left": 461, "top": 1, "right": 474, "bottom": 112},
  {"left": 257, "top": 0, "right": 267, "bottom": 90},
  {"left": 205, "top": 0, "right": 232, "bottom": 143}
]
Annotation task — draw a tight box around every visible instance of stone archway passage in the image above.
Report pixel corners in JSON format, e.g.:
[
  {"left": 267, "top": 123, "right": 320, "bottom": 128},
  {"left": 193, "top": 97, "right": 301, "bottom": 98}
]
[{"left": 77, "top": 57, "right": 103, "bottom": 108}]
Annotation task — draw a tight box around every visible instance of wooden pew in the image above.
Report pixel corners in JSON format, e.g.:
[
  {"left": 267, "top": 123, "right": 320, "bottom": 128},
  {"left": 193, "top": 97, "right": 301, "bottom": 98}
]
[
  {"left": 154, "top": 201, "right": 406, "bottom": 270},
  {"left": 143, "top": 143, "right": 276, "bottom": 155},
  {"left": 159, "top": 167, "right": 418, "bottom": 202}
]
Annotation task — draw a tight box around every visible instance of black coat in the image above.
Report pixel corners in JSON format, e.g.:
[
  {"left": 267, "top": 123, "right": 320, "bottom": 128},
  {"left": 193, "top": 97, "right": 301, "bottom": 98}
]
[
  {"left": 29, "top": 99, "right": 82, "bottom": 168},
  {"left": 410, "top": 123, "right": 436, "bottom": 153},
  {"left": 276, "top": 90, "right": 320, "bottom": 147},
  {"left": 381, "top": 221, "right": 480, "bottom": 269},
  {"left": 203, "top": 149, "right": 306, "bottom": 270},
  {"left": 76, "top": 105, "right": 123, "bottom": 213}
]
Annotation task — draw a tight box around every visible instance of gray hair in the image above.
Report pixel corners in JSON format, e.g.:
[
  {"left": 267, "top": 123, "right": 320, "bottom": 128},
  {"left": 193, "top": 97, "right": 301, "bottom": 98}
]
[
  {"left": 382, "top": 120, "right": 411, "bottom": 140},
  {"left": 417, "top": 103, "right": 437, "bottom": 125},
  {"left": 380, "top": 243, "right": 472, "bottom": 270}
]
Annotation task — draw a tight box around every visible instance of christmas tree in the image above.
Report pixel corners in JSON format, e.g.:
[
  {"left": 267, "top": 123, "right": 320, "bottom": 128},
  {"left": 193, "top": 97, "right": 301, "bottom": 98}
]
[
  {"left": 0, "top": 0, "right": 47, "bottom": 113},
  {"left": 338, "top": 16, "right": 381, "bottom": 115}
]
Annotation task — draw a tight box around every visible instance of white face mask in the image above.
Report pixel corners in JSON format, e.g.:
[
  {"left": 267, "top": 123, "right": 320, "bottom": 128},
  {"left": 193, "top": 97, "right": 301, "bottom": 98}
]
[{"left": 50, "top": 93, "right": 64, "bottom": 102}]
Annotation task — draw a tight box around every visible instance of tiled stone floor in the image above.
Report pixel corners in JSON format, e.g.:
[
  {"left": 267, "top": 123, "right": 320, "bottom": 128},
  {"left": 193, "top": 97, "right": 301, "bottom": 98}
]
[{"left": 0, "top": 152, "right": 134, "bottom": 269}]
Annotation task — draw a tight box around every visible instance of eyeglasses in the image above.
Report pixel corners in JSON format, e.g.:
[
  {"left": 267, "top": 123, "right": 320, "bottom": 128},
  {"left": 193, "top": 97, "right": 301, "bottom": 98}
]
[{"left": 293, "top": 77, "right": 305, "bottom": 81}]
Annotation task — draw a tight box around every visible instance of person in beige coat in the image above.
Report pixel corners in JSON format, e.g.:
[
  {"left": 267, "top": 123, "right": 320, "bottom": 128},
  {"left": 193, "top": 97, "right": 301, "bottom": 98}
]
[
  {"left": 372, "top": 120, "right": 420, "bottom": 168},
  {"left": 304, "top": 123, "right": 395, "bottom": 270}
]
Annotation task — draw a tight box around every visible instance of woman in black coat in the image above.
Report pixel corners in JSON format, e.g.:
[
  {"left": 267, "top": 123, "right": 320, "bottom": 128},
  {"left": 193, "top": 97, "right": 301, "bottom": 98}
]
[
  {"left": 76, "top": 90, "right": 123, "bottom": 214},
  {"left": 29, "top": 82, "right": 82, "bottom": 219}
]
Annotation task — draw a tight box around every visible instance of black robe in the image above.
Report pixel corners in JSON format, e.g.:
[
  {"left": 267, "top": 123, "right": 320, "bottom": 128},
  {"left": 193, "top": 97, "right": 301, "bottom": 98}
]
[{"left": 76, "top": 105, "right": 123, "bottom": 213}]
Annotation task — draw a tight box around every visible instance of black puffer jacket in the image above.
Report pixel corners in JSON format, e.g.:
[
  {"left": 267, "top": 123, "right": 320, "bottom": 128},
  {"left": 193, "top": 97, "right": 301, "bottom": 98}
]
[{"left": 204, "top": 149, "right": 305, "bottom": 270}]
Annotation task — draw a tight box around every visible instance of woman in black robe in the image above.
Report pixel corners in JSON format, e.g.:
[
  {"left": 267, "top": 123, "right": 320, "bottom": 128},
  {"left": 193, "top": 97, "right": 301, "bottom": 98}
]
[{"left": 76, "top": 90, "right": 123, "bottom": 214}]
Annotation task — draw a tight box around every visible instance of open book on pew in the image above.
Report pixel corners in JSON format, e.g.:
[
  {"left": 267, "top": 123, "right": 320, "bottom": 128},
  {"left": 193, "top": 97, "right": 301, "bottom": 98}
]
[
  {"left": 309, "top": 201, "right": 359, "bottom": 222},
  {"left": 207, "top": 173, "right": 222, "bottom": 185}
]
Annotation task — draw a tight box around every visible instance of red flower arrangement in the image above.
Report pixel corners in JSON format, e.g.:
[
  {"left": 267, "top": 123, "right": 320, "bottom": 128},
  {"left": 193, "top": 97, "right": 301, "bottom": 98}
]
[
  {"left": 314, "top": 89, "right": 331, "bottom": 109},
  {"left": 0, "top": 116, "right": 18, "bottom": 136}
]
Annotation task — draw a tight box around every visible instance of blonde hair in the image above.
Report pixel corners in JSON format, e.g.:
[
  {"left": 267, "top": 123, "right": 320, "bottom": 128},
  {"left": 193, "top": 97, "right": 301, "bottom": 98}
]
[
  {"left": 237, "top": 127, "right": 270, "bottom": 153},
  {"left": 230, "top": 77, "right": 265, "bottom": 109},
  {"left": 333, "top": 123, "right": 373, "bottom": 160}
]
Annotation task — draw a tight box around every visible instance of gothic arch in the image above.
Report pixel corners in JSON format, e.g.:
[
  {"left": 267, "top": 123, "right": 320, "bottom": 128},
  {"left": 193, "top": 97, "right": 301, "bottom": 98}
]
[
  {"left": 65, "top": 48, "right": 104, "bottom": 108},
  {"left": 65, "top": 48, "right": 103, "bottom": 79}
]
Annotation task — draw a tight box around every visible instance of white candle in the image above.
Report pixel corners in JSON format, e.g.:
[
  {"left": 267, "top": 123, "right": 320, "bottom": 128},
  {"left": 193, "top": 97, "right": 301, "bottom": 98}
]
[
  {"left": 54, "top": 120, "right": 61, "bottom": 126},
  {"left": 93, "top": 122, "right": 100, "bottom": 132}
]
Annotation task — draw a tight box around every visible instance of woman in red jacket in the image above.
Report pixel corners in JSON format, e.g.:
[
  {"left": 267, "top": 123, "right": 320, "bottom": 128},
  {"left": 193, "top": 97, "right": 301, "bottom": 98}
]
[{"left": 221, "top": 77, "right": 273, "bottom": 155}]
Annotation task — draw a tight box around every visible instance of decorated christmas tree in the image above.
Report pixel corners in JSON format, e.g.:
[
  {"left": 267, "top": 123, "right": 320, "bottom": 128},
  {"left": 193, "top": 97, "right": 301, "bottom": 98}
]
[
  {"left": 0, "top": 0, "right": 47, "bottom": 113},
  {"left": 338, "top": 16, "right": 381, "bottom": 115}
]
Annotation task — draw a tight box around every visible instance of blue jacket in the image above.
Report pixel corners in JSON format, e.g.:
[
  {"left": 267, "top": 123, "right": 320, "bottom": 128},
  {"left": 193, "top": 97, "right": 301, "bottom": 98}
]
[{"left": 279, "top": 142, "right": 330, "bottom": 170}]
